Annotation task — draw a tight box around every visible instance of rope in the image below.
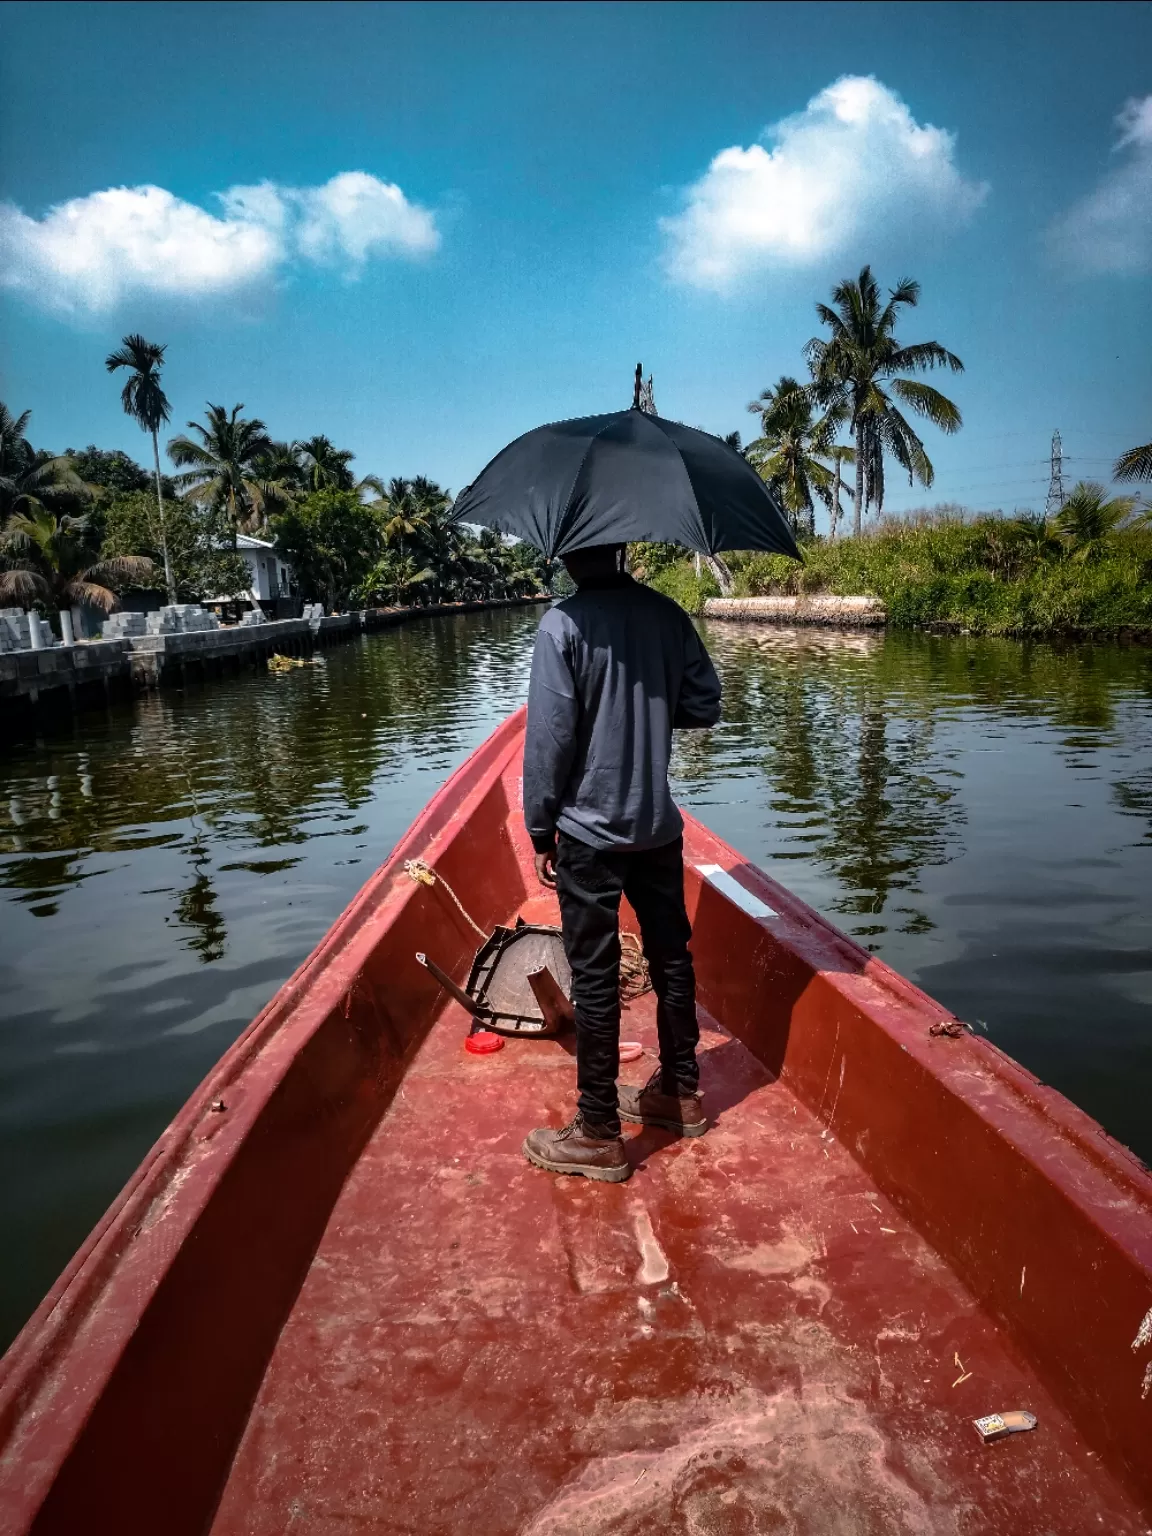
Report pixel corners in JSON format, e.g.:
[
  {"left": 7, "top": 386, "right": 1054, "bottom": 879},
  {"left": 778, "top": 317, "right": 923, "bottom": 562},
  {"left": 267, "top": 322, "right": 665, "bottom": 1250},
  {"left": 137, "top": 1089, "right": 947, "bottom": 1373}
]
[
  {"left": 404, "top": 859, "right": 488, "bottom": 940},
  {"left": 620, "top": 932, "right": 652, "bottom": 1001}
]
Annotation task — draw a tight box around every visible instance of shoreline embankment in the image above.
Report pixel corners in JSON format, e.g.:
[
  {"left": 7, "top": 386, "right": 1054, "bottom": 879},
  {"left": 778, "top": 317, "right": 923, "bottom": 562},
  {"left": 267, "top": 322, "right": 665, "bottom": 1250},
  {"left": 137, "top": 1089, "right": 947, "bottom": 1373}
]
[{"left": 0, "top": 597, "right": 550, "bottom": 726}]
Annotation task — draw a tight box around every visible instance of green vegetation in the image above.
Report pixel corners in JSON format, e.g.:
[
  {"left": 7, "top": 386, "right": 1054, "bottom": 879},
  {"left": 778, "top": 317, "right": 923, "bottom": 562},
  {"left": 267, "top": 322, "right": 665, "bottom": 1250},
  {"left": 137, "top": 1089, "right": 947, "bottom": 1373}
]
[
  {"left": 272, "top": 490, "right": 385, "bottom": 611},
  {"left": 1, "top": 331, "right": 550, "bottom": 621},
  {"left": 652, "top": 267, "right": 1148, "bottom": 638},
  {"left": 168, "top": 403, "right": 275, "bottom": 543},
  {"left": 644, "top": 491, "right": 1152, "bottom": 636},
  {"left": 101, "top": 492, "right": 249, "bottom": 604},
  {"left": 0, "top": 504, "right": 153, "bottom": 617}
]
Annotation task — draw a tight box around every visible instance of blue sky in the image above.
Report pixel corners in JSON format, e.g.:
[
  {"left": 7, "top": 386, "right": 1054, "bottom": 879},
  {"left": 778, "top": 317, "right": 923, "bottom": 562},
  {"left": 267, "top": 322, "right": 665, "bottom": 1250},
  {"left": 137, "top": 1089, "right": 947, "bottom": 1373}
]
[{"left": 1, "top": 1, "right": 1150, "bottom": 527}]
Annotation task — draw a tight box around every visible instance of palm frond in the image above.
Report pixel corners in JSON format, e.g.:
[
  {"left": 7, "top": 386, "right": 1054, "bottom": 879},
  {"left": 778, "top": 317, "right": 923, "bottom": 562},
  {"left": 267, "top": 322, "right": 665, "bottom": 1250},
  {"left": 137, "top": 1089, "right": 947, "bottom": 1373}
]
[
  {"left": 891, "top": 379, "right": 963, "bottom": 433},
  {"left": 0, "top": 568, "right": 50, "bottom": 605},
  {"left": 888, "top": 342, "right": 964, "bottom": 374},
  {"left": 1114, "top": 441, "right": 1152, "bottom": 482},
  {"left": 86, "top": 555, "right": 156, "bottom": 587},
  {"left": 60, "top": 579, "right": 118, "bottom": 614},
  {"left": 880, "top": 407, "right": 934, "bottom": 487}
]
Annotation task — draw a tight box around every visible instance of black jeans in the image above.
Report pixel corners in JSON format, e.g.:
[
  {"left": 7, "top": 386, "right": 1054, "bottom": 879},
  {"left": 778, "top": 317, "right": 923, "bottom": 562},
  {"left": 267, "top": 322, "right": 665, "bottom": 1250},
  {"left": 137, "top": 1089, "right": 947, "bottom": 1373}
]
[{"left": 554, "top": 832, "right": 700, "bottom": 1136}]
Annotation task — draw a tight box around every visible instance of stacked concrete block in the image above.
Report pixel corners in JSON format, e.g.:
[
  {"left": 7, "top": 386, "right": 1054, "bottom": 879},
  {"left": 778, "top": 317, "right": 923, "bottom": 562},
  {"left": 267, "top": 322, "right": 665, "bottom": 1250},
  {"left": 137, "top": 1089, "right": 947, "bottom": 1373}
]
[
  {"left": 0, "top": 609, "right": 55, "bottom": 650},
  {"left": 304, "top": 603, "right": 325, "bottom": 625},
  {"left": 238, "top": 606, "right": 267, "bottom": 627},
  {"left": 0, "top": 609, "right": 31, "bottom": 652},
  {"left": 142, "top": 604, "right": 222, "bottom": 636},
  {"left": 101, "top": 612, "right": 148, "bottom": 640}
]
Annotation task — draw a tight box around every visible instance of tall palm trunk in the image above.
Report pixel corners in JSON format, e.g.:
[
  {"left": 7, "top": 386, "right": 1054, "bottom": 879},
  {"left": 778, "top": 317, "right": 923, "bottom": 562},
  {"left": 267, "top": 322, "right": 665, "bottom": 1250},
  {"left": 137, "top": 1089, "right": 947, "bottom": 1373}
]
[
  {"left": 830, "top": 457, "right": 843, "bottom": 541},
  {"left": 853, "top": 419, "right": 865, "bottom": 538},
  {"left": 151, "top": 428, "right": 176, "bottom": 603},
  {"left": 704, "top": 554, "right": 733, "bottom": 595}
]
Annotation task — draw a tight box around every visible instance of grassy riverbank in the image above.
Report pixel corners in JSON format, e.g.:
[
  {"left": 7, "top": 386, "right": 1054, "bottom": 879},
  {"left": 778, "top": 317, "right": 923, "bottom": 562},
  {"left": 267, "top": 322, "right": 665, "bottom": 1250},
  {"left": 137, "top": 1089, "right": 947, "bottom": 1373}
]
[{"left": 644, "top": 511, "right": 1152, "bottom": 637}]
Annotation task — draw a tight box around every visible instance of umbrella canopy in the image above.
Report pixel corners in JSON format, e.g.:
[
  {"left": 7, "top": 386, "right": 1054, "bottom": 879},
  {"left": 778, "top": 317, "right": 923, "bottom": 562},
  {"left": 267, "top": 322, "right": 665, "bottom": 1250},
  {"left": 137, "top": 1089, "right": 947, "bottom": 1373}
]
[{"left": 451, "top": 408, "right": 801, "bottom": 561}]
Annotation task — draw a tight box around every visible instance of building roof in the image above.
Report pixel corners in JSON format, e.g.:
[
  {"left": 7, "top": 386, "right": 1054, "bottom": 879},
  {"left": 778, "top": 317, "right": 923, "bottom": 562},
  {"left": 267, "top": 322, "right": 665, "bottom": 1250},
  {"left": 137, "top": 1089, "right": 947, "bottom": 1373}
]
[{"left": 234, "top": 535, "right": 277, "bottom": 551}]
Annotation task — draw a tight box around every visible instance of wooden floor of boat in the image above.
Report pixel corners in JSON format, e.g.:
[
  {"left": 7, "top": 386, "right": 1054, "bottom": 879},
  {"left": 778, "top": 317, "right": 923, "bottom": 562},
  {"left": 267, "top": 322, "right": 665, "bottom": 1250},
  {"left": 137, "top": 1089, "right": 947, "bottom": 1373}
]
[{"left": 211, "top": 917, "right": 1147, "bottom": 1534}]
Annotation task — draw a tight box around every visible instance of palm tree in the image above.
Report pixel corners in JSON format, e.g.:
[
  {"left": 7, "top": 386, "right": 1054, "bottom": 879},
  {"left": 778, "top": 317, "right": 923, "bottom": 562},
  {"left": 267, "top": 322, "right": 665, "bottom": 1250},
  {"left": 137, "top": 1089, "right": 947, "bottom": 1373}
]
[
  {"left": 807, "top": 266, "right": 964, "bottom": 536},
  {"left": 1054, "top": 482, "right": 1144, "bottom": 562},
  {"left": 105, "top": 335, "right": 176, "bottom": 603},
  {"left": 168, "top": 404, "right": 274, "bottom": 543},
  {"left": 1114, "top": 440, "right": 1152, "bottom": 484},
  {"left": 0, "top": 403, "right": 89, "bottom": 523},
  {"left": 298, "top": 435, "right": 356, "bottom": 492},
  {"left": 374, "top": 476, "right": 452, "bottom": 550},
  {"left": 0, "top": 506, "right": 152, "bottom": 617},
  {"left": 255, "top": 440, "right": 307, "bottom": 512},
  {"left": 746, "top": 376, "right": 847, "bottom": 538}
]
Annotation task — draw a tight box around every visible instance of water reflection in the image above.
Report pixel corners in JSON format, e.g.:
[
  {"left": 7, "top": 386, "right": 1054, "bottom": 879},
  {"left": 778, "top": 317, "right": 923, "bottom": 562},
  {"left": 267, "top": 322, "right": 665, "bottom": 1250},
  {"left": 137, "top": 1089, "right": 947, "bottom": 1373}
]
[
  {"left": 1, "top": 610, "right": 1151, "bottom": 1352},
  {"left": 680, "top": 626, "right": 968, "bottom": 940}
]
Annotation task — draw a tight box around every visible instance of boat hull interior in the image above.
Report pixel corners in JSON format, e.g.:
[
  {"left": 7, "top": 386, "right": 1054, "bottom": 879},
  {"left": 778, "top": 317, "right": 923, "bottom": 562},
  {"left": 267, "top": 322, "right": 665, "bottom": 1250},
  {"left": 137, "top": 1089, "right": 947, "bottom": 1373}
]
[{"left": 1, "top": 710, "right": 1150, "bottom": 1534}]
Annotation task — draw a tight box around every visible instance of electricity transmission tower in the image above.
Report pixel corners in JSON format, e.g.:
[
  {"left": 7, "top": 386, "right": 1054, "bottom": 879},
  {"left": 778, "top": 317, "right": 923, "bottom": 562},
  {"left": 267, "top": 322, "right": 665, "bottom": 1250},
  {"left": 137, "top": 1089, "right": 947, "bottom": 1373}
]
[{"left": 1044, "top": 429, "right": 1066, "bottom": 518}]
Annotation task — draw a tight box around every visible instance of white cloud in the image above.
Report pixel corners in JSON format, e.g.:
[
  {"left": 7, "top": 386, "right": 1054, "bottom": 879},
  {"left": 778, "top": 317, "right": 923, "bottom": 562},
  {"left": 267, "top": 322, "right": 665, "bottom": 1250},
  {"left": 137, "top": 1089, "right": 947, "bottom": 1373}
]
[
  {"left": 291, "top": 171, "right": 438, "bottom": 264},
  {"left": 1048, "top": 95, "right": 1152, "bottom": 275},
  {"left": 0, "top": 172, "right": 440, "bottom": 312},
  {"left": 662, "top": 76, "right": 988, "bottom": 290}
]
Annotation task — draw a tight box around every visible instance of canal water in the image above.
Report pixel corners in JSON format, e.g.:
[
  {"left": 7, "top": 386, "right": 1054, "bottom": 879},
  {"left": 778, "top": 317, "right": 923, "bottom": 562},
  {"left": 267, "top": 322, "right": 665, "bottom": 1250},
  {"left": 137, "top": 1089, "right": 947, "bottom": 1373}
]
[{"left": 1, "top": 607, "right": 1150, "bottom": 1347}]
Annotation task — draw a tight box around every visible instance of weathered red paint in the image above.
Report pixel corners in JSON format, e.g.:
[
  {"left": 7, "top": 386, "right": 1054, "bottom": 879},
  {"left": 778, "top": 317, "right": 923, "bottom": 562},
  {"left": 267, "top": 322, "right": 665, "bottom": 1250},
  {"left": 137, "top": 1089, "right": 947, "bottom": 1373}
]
[{"left": 1, "top": 708, "right": 1150, "bottom": 1533}]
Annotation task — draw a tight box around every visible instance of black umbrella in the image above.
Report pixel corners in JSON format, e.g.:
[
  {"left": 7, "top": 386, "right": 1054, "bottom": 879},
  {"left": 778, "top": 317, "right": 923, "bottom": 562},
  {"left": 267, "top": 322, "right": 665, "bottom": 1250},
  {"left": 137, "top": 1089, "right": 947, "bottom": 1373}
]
[{"left": 451, "top": 401, "right": 801, "bottom": 562}]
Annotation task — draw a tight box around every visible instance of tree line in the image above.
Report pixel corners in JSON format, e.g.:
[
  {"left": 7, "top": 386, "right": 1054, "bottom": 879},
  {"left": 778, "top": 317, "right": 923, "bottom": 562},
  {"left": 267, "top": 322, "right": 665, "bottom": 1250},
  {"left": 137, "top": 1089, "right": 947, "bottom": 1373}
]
[
  {"left": 3, "top": 266, "right": 1148, "bottom": 625},
  {"left": 0, "top": 335, "right": 548, "bottom": 622}
]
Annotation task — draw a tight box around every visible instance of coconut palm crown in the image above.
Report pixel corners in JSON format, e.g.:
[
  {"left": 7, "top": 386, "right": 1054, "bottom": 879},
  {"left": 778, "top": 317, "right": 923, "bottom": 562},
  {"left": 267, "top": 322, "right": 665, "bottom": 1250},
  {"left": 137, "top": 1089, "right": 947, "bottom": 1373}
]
[
  {"left": 746, "top": 377, "right": 848, "bottom": 539},
  {"left": 168, "top": 404, "right": 274, "bottom": 541},
  {"left": 0, "top": 403, "right": 88, "bottom": 522},
  {"left": 1054, "top": 482, "right": 1146, "bottom": 562},
  {"left": 297, "top": 435, "right": 356, "bottom": 493},
  {"left": 806, "top": 266, "right": 964, "bottom": 536},
  {"left": 105, "top": 335, "right": 176, "bottom": 602}
]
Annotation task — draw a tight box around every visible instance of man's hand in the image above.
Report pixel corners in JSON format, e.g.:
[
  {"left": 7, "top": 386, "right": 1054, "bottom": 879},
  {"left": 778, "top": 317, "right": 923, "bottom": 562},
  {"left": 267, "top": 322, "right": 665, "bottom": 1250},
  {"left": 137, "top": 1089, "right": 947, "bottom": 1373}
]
[{"left": 534, "top": 849, "right": 557, "bottom": 888}]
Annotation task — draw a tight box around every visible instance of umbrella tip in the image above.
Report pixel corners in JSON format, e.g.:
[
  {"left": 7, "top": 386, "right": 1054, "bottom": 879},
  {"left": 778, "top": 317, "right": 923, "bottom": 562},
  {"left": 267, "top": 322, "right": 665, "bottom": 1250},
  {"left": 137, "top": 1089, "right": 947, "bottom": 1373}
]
[{"left": 633, "top": 362, "right": 643, "bottom": 410}]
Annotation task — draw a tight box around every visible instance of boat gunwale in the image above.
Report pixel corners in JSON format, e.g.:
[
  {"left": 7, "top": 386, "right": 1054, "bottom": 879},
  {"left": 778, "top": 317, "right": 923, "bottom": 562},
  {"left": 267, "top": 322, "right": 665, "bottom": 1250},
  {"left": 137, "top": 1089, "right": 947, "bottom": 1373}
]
[
  {"left": 0, "top": 710, "right": 527, "bottom": 1460},
  {"left": 696, "top": 850, "right": 1152, "bottom": 1205}
]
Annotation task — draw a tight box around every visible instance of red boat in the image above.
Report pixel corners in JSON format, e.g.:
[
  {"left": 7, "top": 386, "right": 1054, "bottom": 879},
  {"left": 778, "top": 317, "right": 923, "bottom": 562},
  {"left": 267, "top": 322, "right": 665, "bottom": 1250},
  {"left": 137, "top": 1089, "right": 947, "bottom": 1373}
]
[{"left": 1, "top": 709, "right": 1150, "bottom": 1534}]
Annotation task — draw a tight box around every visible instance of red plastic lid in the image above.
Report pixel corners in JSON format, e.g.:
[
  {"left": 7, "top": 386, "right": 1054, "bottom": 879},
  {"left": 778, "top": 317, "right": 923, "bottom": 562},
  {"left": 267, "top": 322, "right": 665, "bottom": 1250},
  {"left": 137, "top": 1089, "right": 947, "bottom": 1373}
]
[{"left": 465, "top": 1029, "right": 505, "bottom": 1055}]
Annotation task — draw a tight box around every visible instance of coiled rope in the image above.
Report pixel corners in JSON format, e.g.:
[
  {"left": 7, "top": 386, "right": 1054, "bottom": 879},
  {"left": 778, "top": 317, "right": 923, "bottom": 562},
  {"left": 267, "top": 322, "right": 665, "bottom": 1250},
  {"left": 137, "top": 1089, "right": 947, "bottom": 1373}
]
[{"left": 620, "top": 932, "right": 652, "bottom": 1000}]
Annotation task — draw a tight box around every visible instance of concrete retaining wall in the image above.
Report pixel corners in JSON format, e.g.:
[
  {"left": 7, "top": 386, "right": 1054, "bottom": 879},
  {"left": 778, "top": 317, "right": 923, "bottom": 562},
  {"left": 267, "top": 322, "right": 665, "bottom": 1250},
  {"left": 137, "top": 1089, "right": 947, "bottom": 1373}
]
[
  {"left": 703, "top": 595, "right": 887, "bottom": 627},
  {"left": 1, "top": 597, "right": 550, "bottom": 721}
]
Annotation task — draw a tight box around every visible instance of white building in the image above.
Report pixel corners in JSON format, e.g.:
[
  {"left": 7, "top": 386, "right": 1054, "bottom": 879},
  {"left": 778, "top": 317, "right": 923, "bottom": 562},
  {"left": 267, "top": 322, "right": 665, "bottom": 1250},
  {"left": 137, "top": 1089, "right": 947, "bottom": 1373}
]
[{"left": 235, "top": 535, "right": 294, "bottom": 605}]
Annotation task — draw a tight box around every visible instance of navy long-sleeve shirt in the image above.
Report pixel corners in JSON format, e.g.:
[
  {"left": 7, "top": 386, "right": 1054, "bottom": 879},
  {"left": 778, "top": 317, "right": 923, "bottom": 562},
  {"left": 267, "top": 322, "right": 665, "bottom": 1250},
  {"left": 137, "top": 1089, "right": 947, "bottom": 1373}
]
[{"left": 524, "top": 575, "right": 722, "bottom": 853}]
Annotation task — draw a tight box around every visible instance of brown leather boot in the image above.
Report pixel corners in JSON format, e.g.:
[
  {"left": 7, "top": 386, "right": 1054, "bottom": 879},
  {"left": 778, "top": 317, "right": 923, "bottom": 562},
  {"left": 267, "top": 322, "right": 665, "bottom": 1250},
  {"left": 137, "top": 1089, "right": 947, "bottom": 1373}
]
[
  {"left": 618, "top": 1070, "right": 708, "bottom": 1137},
  {"left": 523, "top": 1112, "right": 631, "bottom": 1182}
]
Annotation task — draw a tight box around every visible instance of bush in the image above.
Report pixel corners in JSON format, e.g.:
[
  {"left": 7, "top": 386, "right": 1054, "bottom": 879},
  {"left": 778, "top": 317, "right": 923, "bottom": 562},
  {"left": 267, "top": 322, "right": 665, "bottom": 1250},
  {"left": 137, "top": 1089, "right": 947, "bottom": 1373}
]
[
  {"left": 102, "top": 492, "right": 249, "bottom": 602},
  {"left": 643, "top": 512, "right": 1152, "bottom": 636},
  {"left": 647, "top": 560, "right": 720, "bottom": 615}
]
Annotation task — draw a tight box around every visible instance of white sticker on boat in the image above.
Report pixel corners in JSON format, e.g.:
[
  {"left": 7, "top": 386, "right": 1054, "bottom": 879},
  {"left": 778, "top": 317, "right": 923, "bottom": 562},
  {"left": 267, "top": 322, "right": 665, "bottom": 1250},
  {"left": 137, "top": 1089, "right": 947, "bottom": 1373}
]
[{"left": 696, "top": 864, "right": 778, "bottom": 920}]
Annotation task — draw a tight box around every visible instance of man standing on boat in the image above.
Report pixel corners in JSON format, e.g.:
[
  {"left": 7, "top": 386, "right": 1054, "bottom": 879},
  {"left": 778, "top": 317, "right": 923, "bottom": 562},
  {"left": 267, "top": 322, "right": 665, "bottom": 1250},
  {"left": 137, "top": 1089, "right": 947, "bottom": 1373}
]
[{"left": 521, "top": 544, "right": 722, "bottom": 1182}]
